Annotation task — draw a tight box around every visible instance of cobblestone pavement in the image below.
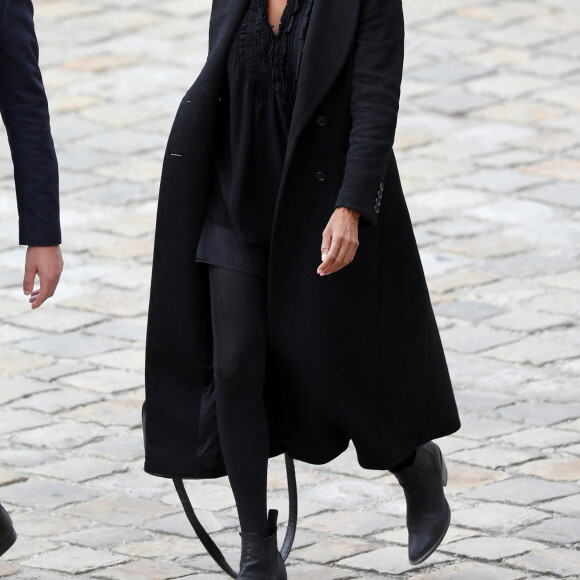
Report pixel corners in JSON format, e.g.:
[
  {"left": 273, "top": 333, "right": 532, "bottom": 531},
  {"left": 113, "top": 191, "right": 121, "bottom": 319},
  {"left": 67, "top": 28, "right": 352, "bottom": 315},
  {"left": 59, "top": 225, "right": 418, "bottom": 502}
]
[{"left": 0, "top": 0, "right": 579, "bottom": 578}]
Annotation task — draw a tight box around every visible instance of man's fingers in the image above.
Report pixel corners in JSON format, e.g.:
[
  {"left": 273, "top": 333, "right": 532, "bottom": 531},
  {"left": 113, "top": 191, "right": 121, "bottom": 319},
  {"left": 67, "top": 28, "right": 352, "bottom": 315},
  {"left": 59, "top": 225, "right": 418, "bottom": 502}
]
[
  {"left": 23, "top": 260, "right": 36, "bottom": 296},
  {"left": 30, "top": 285, "right": 51, "bottom": 309}
]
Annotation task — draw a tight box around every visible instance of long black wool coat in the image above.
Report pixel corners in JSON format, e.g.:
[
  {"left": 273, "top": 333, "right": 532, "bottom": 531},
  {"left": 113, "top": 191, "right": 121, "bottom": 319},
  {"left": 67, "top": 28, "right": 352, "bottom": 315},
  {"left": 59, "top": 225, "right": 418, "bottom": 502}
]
[{"left": 143, "top": 0, "right": 461, "bottom": 480}]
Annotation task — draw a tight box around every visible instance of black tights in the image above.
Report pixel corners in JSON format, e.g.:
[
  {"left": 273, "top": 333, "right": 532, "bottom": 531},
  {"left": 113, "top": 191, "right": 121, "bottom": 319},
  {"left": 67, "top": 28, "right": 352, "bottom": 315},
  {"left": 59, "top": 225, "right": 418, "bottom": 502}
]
[
  {"left": 209, "top": 265, "right": 269, "bottom": 537},
  {"left": 208, "top": 264, "right": 417, "bottom": 536}
]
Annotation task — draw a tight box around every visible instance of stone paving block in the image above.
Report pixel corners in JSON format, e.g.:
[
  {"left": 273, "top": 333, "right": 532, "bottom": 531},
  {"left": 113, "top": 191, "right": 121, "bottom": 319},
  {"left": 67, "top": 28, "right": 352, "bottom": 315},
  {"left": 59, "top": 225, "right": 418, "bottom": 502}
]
[
  {"left": 5, "top": 306, "right": 106, "bottom": 334},
  {"left": 442, "top": 536, "right": 546, "bottom": 560},
  {"left": 85, "top": 317, "right": 147, "bottom": 342},
  {"left": 293, "top": 537, "right": 381, "bottom": 565},
  {"left": 299, "top": 478, "right": 398, "bottom": 511},
  {"left": 497, "top": 402, "right": 580, "bottom": 427},
  {"left": 64, "top": 398, "right": 142, "bottom": 428},
  {"left": 522, "top": 182, "right": 580, "bottom": 208},
  {"left": 0, "top": 323, "right": 36, "bottom": 344},
  {"left": 11, "top": 512, "right": 89, "bottom": 538},
  {"left": 408, "top": 62, "right": 492, "bottom": 84},
  {"left": 0, "top": 377, "right": 54, "bottom": 405},
  {"left": 1, "top": 479, "right": 99, "bottom": 509},
  {"left": 484, "top": 335, "right": 580, "bottom": 366},
  {"left": 60, "top": 288, "right": 149, "bottom": 317},
  {"left": 60, "top": 496, "right": 178, "bottom": 526},
  {"left": 0, "top": 409, "right": 54, "bottom": 435},
  {"left": 23, "top": 545, "right": 127, "bottom": 574},
  {"left": 448, "top": 168, "right": 547, "bottom": 193},
  {"left": 522, "top": 158, "right": 580, "bottom": 182},
  {"left": 476, "top": 100, "right": 565, "bottom": 126},
  {"left": 59, "top": 367, "right": 143, "bottom": 393},
  {"left": 528, "top": 289, "right": 580, "bottom": 318},
  {"left": 449, "top": 446, "right": 543, "bottom": 469},
  {"left": 517, "top": 455, "right": 580, "bottom": 482},
  {"left": 24, "top": 457, "right": 127, "bottom": 483},
  {"left": 10, "top": 387, "right": 102, "bottom": 413},
  {"left": 94, "top": 559, "right": 194, "bottom": 580},
  {"left": 300, "top": 510, "right": 403, "bottom": 536},
  {"left": 86, "top": 347, "right": 145, "bottom": 371},
  {"left": 2, "top": 537, "right": 59, "bottom": 561},
  {"left": 485, "top": 310, "right": 573, "bottom": 333},
  {"left": 468, "top": 72, "right": 555, "bottom": 100},
  {"left": 0, "top": 448, "right": 50, "bottom": 469},
  {"left": 516, "top": 516, "right": 580, "bottom": 545},
  {"left": 453, "top": 415, "right": 520, "bottom": 440},
  {"left": 414, "top": 90, "right": 497, "bottom": 115},
  {"left": 283, "top": 563, "right": 358, "bottom": 579},
  {"left": 78, "top": 434, "right": 145, "bottom": 462},
  {"left": 453, "top": 390, "right": 518, "bottom": 413},
  {"left": 337, "top": 545, "right": 452, "bottom": 575},
  {"left": 0, "top": 470, "right": 26, "bottom": 486},
  {"left": 0, "top": 562, "right": 19, "bottom": 577},
  {"left": 16, "top": 333, "right": 127, "bottom": 359},
  {"left": 144, "top": 510, "right": 237, "bottom": 538},
  {"left": 451, "top": 502, "right": 548, "bottom": 533},
  {"left": 446, "top": 462, "right": 510, "bottom": 496},
  {"left": 440, "top": 234, "right": 532, "bottom": 259},
  {"left": 540, "top": 494, "right": 580, "bottom": 518},
  {"left": 412, "top": 561, "right": 527, "bottom": 580},
  {"left": 55, "top": 526, "right": 151, "bottom": 549},
  {"left": 541, "top": 270, "right": 580, "bottom": 292},
  {"left": 441, "top": 325, "right": 518, "bottom": 354},
  {"left": 434, "top": 301, "right": 504, "bottom": 322},
  {"left": 463, "top": 477, "right": 579, "bottom": 506},
  {"left": 500, "top": 427, "right": 580, "bottom": 449},
  {"left": 113, "top": 536, "right": 207, "bottom": 559},
  {"left": 77, "top": 181, "right": 158, "bottom": 206},
  {"left": 506, "top": 548, "right": 580, "bottom": 577},
  {"left": 12, "top": 421, "right": 109, "bottom": 450}
]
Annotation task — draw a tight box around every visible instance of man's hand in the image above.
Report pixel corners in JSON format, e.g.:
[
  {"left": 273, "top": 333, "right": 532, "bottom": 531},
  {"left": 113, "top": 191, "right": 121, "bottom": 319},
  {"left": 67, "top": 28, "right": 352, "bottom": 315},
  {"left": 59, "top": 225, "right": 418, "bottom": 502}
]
[
  {"left": 317, "top": 207, "right": 361, "bottom": 276},
  {"left": 23, "top": 246, "right": 63, "bottom": 309}
]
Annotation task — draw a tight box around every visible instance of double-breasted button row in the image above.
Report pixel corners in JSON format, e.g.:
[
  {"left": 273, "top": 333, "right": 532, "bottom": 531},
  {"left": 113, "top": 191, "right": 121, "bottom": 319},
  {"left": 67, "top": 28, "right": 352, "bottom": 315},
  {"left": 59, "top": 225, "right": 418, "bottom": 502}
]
[{"left": 374, "top": 182, "right": 385, "bottom": 214}]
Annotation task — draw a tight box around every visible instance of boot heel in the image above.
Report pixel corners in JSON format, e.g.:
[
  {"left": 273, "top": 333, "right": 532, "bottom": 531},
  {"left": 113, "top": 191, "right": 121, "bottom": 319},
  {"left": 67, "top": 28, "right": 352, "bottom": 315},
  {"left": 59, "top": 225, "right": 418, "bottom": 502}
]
[
  {"left": 0, "top": 528, "right": 16, "bottom": 557},
  {"left": 440, "top": 452, "right": 448, "bottom": 487}
]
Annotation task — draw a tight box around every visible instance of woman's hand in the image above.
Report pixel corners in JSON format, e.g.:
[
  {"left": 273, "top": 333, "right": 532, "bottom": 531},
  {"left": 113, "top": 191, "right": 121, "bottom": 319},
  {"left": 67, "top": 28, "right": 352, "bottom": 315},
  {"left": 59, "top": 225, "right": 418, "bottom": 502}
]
[{"left": 318, "top": 207, "right": 361, "bottom": 276}]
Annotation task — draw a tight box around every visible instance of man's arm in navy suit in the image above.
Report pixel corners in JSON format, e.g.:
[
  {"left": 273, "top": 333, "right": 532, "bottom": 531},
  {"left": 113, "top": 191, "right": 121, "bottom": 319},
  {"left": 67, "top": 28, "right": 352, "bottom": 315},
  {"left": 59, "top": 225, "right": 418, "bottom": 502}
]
[
  {"left": 0, "top": 0, "right": 61, "bottom": 246},
  {"left": 0, "top": 0, "right": 63, "bottom": 309}
]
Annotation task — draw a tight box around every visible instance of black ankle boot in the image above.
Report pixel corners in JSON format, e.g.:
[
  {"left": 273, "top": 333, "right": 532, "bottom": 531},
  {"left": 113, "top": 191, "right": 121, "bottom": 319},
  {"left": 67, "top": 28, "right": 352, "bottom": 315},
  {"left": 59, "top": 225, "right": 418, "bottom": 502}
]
[
  {"left": 238, "top": 509, "right": 287, "bottom": 580},
  {"left": 0, "top": 504, "right": 16, "bottom": 557},
  {"left": 392, "top": 442, "right": 450, "bottom": 565}
]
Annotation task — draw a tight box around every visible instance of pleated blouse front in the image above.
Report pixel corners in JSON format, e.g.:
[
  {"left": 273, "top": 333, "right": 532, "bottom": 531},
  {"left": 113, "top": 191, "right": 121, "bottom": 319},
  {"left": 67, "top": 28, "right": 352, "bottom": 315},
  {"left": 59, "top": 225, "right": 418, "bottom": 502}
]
[{"left": 195, "top": 0, "right": 314, "bottom": 276}]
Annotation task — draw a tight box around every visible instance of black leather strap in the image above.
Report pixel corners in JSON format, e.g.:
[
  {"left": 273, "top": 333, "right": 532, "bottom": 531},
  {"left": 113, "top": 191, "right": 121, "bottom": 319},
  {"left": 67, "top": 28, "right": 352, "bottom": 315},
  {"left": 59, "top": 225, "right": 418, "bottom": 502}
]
[{"left": 174, "top": 453, "right": 298, "bottom": 578}]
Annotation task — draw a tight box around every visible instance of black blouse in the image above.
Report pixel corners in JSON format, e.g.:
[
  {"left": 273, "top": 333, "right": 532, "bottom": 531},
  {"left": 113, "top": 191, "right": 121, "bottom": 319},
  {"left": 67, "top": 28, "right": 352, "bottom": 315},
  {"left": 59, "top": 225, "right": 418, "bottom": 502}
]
[{"left": 196, "top": 0, "right": 314, "bottom": 276}]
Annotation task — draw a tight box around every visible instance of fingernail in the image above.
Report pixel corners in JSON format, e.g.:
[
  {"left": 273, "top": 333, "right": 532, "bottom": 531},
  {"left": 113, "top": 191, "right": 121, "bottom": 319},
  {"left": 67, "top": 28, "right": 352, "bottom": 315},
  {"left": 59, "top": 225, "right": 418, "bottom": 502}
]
[{"left": 322, "top": 254, "right": 327, "bottom": 261}]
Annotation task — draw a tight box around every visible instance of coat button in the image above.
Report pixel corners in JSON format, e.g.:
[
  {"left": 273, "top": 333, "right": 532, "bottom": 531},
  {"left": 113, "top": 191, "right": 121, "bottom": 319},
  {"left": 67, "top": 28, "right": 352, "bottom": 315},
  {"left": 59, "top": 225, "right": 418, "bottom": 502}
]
[
  {"left": 379, "top": 182, "right": 384, "bottom": 192},
  {"left": 315, "top": 171, "right": 328, "bottom": 182},
  {"left": 374, "top": 204, "right": 380, "bottom": 214},
  {"left": 315, "top": 116, "right": 328, "bottom": 127},
  {"left": 375, "top": 198, "right": 381, "bottom": 206},
  {"left": 377, "top": 190, "right": 383, "bottom": 199}
]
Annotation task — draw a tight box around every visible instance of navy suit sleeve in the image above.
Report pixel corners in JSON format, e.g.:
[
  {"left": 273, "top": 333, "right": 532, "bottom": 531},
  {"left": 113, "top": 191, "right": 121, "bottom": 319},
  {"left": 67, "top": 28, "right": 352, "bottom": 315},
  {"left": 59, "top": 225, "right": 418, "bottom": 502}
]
[
  {"left": 0, "top": 0, "right": 61, "bottom": 246},
  {"left": 335, "top": 0, "right": 405, "bottom": 225}
]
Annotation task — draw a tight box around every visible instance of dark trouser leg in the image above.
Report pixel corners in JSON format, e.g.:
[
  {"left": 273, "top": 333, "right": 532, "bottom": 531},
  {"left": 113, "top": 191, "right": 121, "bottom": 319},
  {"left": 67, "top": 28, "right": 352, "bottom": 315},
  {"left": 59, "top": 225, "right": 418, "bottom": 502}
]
[{"left": 208, "top": 265, "right": 269, "bottom": 537}]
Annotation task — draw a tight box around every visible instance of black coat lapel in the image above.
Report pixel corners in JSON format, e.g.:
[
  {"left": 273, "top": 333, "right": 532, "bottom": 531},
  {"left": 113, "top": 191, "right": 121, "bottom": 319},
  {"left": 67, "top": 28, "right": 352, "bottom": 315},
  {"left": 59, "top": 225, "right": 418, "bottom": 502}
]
[{"left": 285, "top": 0, "right": 361, "bottom": 162}]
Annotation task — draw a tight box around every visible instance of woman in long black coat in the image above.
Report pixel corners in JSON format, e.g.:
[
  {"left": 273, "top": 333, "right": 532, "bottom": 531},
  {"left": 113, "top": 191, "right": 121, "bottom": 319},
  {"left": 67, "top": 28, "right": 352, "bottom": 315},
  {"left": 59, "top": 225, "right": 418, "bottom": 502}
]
[{"left": 143, "top": 0, "right": 460, "bottom": 577}]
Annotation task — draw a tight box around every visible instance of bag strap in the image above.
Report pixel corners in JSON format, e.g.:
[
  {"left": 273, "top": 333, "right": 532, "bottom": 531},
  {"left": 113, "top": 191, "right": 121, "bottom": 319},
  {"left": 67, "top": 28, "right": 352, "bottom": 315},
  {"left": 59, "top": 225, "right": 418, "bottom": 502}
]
[{"left": 174, "top": 453, "right": 298, "bottom": 578}]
